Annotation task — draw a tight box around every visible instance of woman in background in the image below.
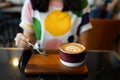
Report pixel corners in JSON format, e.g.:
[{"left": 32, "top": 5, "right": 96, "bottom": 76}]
[
  {"left": 14, "top": 0, "right": 92, "bottom": 51},
  {"left": 15, "top": 0, "right": 92, "bottom": 79},
  {"left": 90, "top": 0, "right": 119, "bottom": 18}
]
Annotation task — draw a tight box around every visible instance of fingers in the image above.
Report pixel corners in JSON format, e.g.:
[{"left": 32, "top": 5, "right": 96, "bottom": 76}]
[{"left": 14, "top": 33, "right": 31, "bottom": 50}]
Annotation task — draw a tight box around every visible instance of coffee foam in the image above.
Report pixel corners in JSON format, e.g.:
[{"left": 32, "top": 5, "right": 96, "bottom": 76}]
[{"left": 60, "top": 43, "right": 85, "bottom": 54}]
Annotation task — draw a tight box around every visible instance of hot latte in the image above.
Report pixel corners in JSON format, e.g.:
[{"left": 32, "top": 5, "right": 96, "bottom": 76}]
[
  {"left": 59, "top": 43, "right": 86, "bottom": 67},
  {"left": 60, "top": 43, "right": 85, "bottom": 54}
]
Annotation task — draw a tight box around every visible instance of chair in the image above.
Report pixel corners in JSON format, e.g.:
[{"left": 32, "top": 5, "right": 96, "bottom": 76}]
[
  {"left": 4, "top": 18, "right": 21, "bottom": 47},
  {"left": 0, "top": 20, "right": 6, "bottom": 47},
  {"left": 86, "top": 18, "right": 120, "bottom": 50},
  {"left": 0, "top": 16, "right": 22, "bottom": 47}
]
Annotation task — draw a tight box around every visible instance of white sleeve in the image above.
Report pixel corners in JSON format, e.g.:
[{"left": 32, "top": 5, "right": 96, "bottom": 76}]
[{"left": 19, "top": 0, "right": 34, "bottom": 33}]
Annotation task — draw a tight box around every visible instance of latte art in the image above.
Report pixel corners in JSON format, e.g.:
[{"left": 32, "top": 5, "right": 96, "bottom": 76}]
[
  {"left": 60, "top": 43, "right": 85, "bottom": 54},
  {"left": 59, "top": 43, "right": 86, "bottom": 67},
  {"left": 65, "top": 45, "right": 81, "bottom": 53}
]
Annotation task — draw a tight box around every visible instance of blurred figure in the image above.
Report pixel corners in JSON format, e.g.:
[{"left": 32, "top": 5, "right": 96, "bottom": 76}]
[
  {"left": 116, "top": 1, "right": 120, "bottom": 20},
  {"left": 90, "top": 0, "right": 119, "bottom": 18}
]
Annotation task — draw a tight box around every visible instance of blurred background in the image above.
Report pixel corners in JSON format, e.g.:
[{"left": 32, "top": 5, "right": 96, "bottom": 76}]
[
  {"left": 88, "top": 0, "right": 120, "bottom": 19},
  {"left": 0, "top": 1, "right": 120, "bottom": 80},
  {"left": 0, "top": 0, "right": 120, "bottom": 50}
]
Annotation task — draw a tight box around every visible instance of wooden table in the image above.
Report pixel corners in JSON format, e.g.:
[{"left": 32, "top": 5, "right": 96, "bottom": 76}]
[
  {"left": 0, "top": 48, "right": 37, "bottom": 80},
  {"left": 25, "top": 51, "right": 88, "bottom": 75}
]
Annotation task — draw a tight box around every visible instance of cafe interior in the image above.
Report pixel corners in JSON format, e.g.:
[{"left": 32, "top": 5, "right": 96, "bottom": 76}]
[{"left": 0, "top": 0, "right": 120, "bottom": 80}]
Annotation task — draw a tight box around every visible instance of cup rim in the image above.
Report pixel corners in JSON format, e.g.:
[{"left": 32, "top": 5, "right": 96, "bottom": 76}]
[{"left": 59, "top": 42, "right": 85, "bottom": 54}]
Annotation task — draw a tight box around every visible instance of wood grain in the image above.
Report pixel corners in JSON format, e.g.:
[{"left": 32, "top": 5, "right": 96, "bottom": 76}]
[{"left": 25, "top": 51, "right": 88, "bottom": 75}]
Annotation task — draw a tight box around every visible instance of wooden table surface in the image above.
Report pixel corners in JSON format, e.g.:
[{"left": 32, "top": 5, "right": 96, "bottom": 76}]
[{"left": 25, "top": 51, "right": 88, "bottom": 75}]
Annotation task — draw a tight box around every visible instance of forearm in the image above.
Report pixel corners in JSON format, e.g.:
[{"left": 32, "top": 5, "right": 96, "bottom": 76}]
[{"left": 107, "top": 0, "right": 119, "bottom": 13}]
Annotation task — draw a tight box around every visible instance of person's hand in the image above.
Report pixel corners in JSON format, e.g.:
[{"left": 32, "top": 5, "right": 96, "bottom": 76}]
[{"left": 14, "top": 33, "right": 31, "bottom": 50}]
